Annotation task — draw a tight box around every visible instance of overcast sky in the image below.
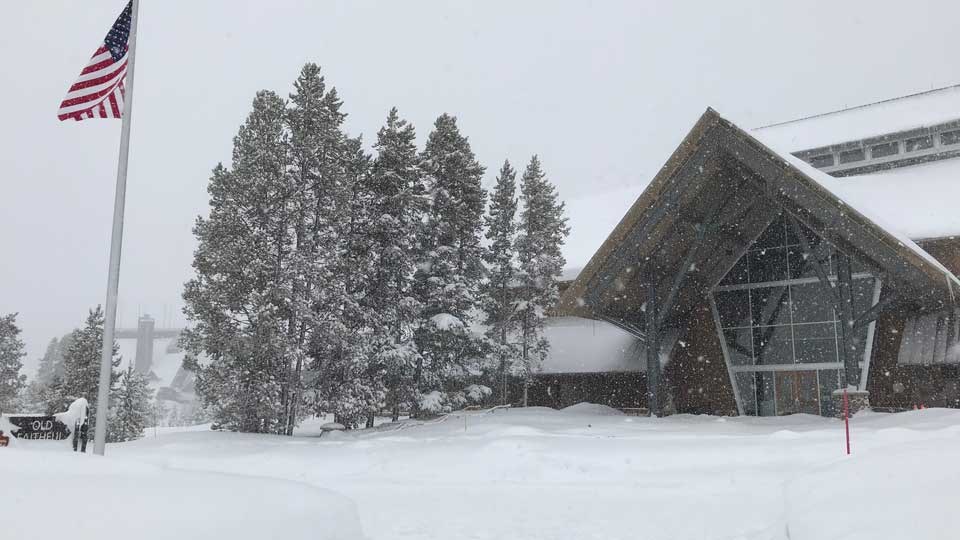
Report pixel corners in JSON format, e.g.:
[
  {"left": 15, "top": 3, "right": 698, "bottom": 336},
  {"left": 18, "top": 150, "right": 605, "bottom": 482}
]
[{"left": 3, "top": 0, "right": 960, "bottom": 371}]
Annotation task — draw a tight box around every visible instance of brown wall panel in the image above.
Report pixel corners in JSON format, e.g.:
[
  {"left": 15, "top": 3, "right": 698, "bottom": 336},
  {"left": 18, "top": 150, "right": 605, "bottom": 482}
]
[
  {"left": 665, "top": 303, "right": 738, "bottom": 416},
  {"left": 867, "top": 310, "right": 960, "bottom": 409}
]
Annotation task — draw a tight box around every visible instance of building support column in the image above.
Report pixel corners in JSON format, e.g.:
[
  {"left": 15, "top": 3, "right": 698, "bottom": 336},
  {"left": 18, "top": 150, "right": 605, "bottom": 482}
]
[
  {"left": 835, "top": 253, "right": 870, "bottom": 414},
  {"left": 646, "top": 281, "right": 661, "bottom": 417}
]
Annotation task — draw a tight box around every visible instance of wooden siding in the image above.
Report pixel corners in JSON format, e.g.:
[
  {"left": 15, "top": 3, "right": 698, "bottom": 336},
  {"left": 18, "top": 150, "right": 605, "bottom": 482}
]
[
  {"left": 917, "top": 236, "right": 960, "bottom": 276},
  {"left": 664, "top": 303, "right": 738, "bottom": 415},
  {"left": 868, "top": 309, "right": 960, "bottom": 409}
]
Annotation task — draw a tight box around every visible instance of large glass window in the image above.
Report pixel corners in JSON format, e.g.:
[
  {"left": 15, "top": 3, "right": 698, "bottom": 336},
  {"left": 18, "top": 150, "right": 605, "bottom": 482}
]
[{"left": 714, "top": 212, "right": 877, "bottom": 417}]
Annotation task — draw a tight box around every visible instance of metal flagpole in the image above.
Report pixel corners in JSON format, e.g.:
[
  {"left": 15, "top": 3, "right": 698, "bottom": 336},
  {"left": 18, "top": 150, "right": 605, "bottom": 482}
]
[{"left": 93, "top": 0, "right": 141, "bottom": 456}]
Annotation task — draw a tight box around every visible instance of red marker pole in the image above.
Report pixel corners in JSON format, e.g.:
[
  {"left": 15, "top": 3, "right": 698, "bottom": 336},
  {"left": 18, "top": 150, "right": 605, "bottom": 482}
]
[{"left": 843, "top": 388, "right": 851, "bottom": 455}]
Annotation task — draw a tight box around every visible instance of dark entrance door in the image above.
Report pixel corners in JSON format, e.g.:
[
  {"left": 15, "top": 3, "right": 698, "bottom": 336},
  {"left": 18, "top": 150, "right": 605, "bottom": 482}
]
[{"left": 775, "top": 371, "right": 820, "bottom": 415}]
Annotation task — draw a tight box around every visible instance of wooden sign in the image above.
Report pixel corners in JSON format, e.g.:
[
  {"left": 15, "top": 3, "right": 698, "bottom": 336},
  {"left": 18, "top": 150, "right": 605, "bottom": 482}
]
[{"left": 7, "top": 416, "right": 72, "bottom": 441}]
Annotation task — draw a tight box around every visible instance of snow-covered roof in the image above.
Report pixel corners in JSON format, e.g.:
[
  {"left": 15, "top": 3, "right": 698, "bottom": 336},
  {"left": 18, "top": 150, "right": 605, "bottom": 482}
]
[
  {"left": 560, "top": 108, "right": 960, "bottom": 320},
  {"left": 541, "top": 316, "right": 643, "bottom": 374},
  {"left": 746, "top": 121, "right": 960, "bottom": 290},
  {"left": 560, "top": 153, "right": 960, "bottom": 282},
  {"left": 754, "top": 85, "right": 960, "bottom": 152},
  {"left": 826, "top": 159, "right": 960, "bottom": 241}
]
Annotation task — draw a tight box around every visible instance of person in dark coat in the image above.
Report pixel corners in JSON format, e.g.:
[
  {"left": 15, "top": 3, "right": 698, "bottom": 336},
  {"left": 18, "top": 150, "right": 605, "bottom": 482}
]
[{"left": 79, "top": 421, "right": 89, "bottom": 453}]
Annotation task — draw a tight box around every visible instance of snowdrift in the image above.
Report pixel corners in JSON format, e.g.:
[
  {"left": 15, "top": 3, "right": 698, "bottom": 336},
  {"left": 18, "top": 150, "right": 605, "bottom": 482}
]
[
  {"left": 560, "top": 402, "right": 624, "bottom": 416},
  {"left": 0, "top": 448, "right": 364, "bottom": 540}
]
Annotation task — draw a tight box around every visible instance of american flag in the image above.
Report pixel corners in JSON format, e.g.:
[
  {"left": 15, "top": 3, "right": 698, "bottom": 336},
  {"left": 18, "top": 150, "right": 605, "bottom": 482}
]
[{"left": 57, "top": 2, "right": 133, "bottom": 121}]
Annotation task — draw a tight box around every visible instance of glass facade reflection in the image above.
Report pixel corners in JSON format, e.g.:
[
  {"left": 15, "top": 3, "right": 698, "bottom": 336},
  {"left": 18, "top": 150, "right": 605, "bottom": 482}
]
[{"left": 713, "top": 213, "right": 878, "bottom": 417}]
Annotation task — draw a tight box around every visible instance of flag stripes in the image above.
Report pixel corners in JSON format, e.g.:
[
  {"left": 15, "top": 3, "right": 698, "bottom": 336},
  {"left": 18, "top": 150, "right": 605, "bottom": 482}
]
[{"left": 57, "top": 2, "right": 132, "bottom": 122}]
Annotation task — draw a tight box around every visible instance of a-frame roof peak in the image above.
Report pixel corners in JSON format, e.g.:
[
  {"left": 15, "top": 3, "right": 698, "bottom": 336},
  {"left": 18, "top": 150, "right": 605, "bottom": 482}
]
[{"left": 560, "top": 108, "right": 958, "bottom": 323}]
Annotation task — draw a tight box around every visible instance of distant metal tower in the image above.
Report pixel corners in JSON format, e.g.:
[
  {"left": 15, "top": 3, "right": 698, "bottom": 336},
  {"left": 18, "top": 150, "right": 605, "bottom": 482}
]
[{"left": 115, "top": 314, "right": 183, "bottom": 376}]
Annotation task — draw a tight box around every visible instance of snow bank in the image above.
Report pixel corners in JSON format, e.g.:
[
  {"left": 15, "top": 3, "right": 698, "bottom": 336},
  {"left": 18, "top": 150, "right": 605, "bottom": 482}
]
[
  {"left": 86, "top": 406, "right": 960, "bottom": 540},
  {"left": 560, "top": 402, "right": 625, "bottom": 416},
  {"left": 0, "top": 448, "right": 364, "bottom": 540},
  {"left": 784, "top": 439, "right": 960, "bottom": 540}
]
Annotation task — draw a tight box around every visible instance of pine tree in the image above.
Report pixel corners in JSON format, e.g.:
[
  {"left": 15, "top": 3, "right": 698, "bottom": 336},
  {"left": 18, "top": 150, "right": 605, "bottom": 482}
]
[
  {"left": 413, "top": 114, "right": 488, "bottom": 414},
  {"left": 184, "top": 65, "right": 378, "bottom": 433},
  {"left": 282, "top": 65, "right": 382, "bottom": 429},
  {"left": 515, "top": 156, "right": 570, "bottom": 404},
  {"left": 36, "top": 338, "right": 60, "bottom": 386},
  {"left": 311, "top": 134, "right": 383, "bottom": 429},
  {"left": 482, "top": 161, "right": 521, "bottom": 404},
  {"left": 361, "top": 108, "right": 427, "bottom": 420},
  {"left": 24, "top": 338, "right": 64, "bottom": 411},
  {"left": 0, "top": 313, "right": 27, "bottom": 415},
  {"left": 284, "top": 63, "right": 354, "bottom": 434},
  {"left": 107, "top": 365, "right": 153, "bottom": 442},
  {"left": 59, "top": 306, "right": 120, "bottom": 426},
  {"left": 182, "top": 90, "right": 291, "bottom": 434}
]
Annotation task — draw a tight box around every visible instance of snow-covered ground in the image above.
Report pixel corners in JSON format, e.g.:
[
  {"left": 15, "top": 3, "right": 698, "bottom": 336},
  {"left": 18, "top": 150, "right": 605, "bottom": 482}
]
[{"left": 4, "top": 406, "right": 960, "bottom": 540}]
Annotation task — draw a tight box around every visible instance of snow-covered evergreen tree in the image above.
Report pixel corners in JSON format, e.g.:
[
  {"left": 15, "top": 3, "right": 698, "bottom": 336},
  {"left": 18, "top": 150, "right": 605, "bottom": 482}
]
[
  {"left": 107, "top": 365, "right": 153, "bottom": 442},
  {"left": 360, "top": 108, "right": 427, "bottom": 420},
  {"left": 283, "top": 63, "right": 371, "bottom": 433},
  {"left": 0, "top": 313, "right": 27, "bottom": 415},
  {"left": 515, "top": 156, "right": 569, "bottom": 404},
  {"left": 281, "top": 65, "right": 382, "bottom": 429},
  {"left": 182, "top": 90, "right": 292, "bottom": 434},
  {"left": 481, "top": 161, "right": 521, "bottom": 404},
  {"left": 413, "top": 114, "right": 488, "bottom": 414},
  {"left": 36, "top": 338, "right": 61, "bottom": 386},
  {"left": 58, "top": 306, "right": 120, "bottom": 427},
  {"left": 184, "top": 65, "right": 383, "bottom": 432},
  {"left": 22, "top": 334, "right": 74, "bottom": 413},
  {"left": 310, "top": 133, "right": 383, "bottom": 429}
]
